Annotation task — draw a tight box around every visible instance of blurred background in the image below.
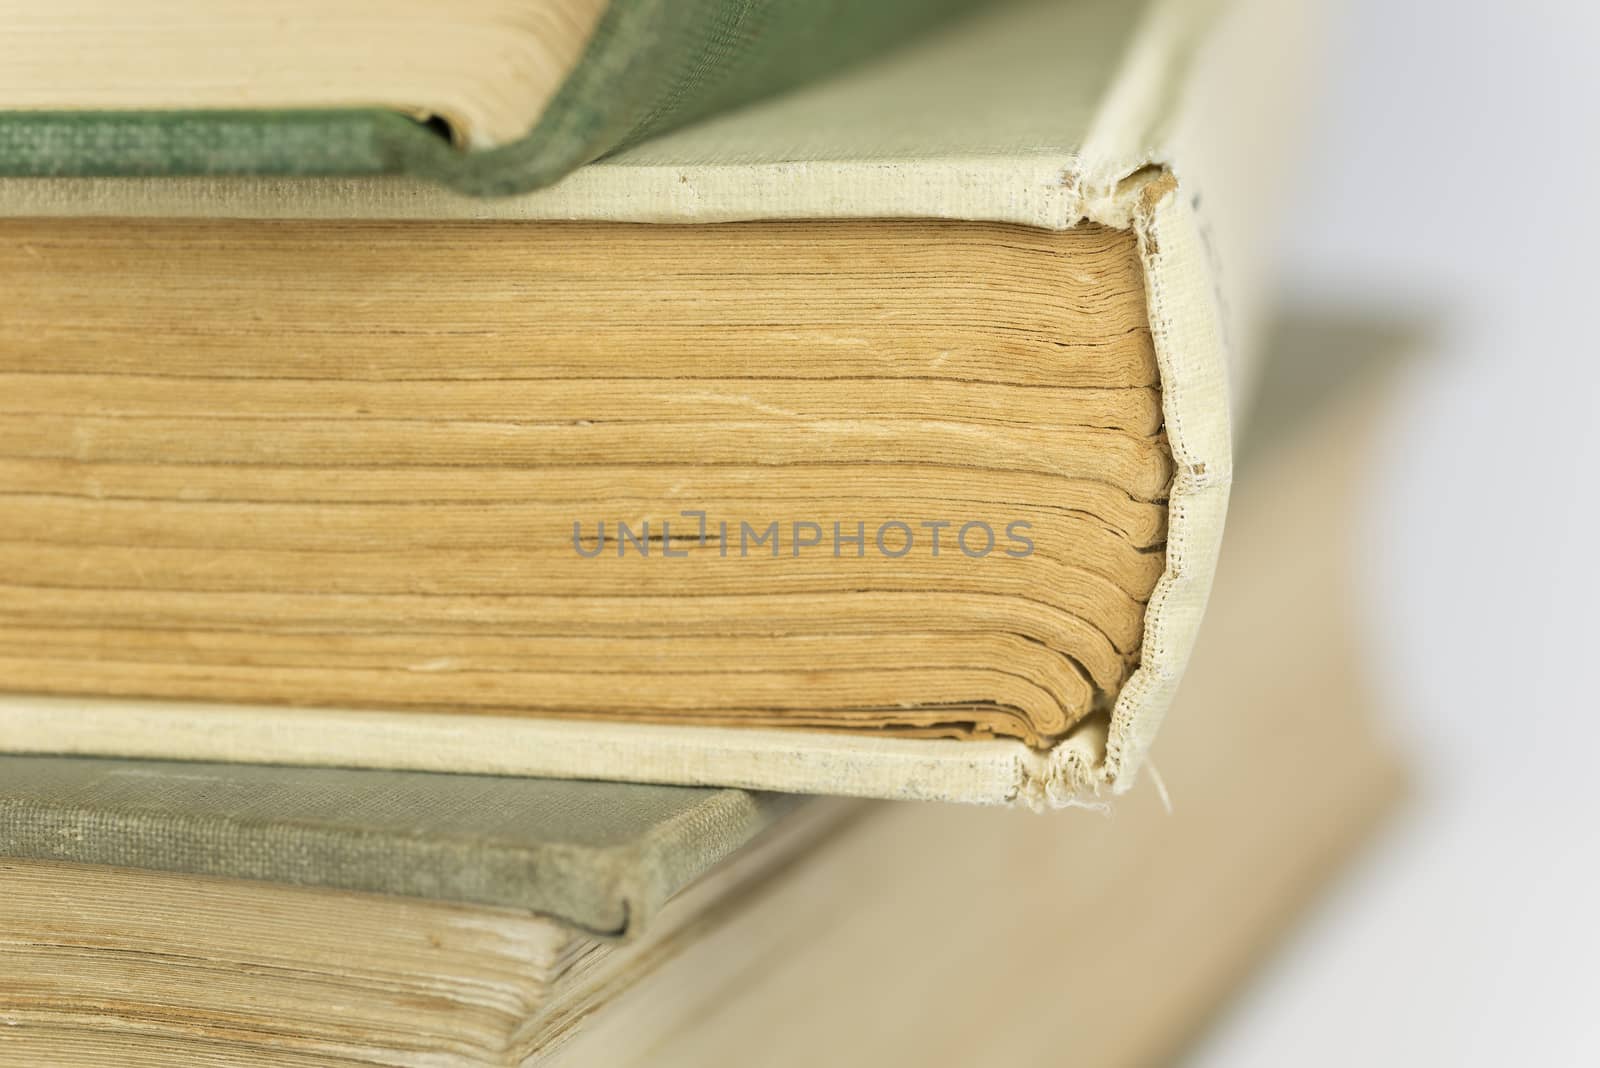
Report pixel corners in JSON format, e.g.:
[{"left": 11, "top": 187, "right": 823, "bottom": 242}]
[{"left": 1191, "top": 1, "right": 1600, "bottom": 1063}]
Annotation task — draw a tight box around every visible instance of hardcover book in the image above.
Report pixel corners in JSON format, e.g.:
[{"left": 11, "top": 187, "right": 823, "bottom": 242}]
[
  {"left": 0, "top": 321, "right": 1408, "bottom": 1065},
  {"left": 0, "top": 0, "right": 980, "bottom": 194},
  {"left": 0, "top": 0, "right": 1313, "bottom": 806},
  {"left": 0, "top": 771, "right": 846, "bottom": 1064}
]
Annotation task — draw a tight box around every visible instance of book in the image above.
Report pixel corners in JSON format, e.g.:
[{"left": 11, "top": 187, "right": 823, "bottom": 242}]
[
  {"left": 0, "top": 0, "right": 979, "bottom": 195},
  {"left": 0, "top": 317, "right": 1408, "bottom": 1066},
  {"left": 0, "top": 0, "right": 1314, "bottom": 806},
  {"left": 0, "top": 783, "right": 852, "bottom": 1065},
  {"left": 0, "top": 761, "right": 807, "bottom": 934}
]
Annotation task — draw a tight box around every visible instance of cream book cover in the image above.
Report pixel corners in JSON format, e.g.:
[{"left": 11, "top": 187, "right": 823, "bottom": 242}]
[{"left": 0, "top": 0, "right": 1314, "bottom": 806}]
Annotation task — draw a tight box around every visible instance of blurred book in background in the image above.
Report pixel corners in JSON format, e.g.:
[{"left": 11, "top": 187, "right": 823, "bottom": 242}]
[{"left": 0, "top": 0, "right": 982, "bottom": 193}]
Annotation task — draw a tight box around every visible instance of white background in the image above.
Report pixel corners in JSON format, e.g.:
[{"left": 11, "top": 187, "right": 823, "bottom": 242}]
[{"left": 1190, "top": 1, "right": 1600, "bottom": 1063}]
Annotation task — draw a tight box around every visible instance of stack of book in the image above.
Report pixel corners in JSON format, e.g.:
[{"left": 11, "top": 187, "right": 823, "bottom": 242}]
[{"left": 0, "top": 0, "right": 1401, "bottom": 1063}]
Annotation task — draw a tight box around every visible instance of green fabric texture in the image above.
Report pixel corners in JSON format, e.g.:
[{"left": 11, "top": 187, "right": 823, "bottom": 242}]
[
  {"left": 0, "top": 0, "right": 979, "bottom": 196},
  {"left": 0, "top": 755, "right": 797, "bottom": 937},
  {"left": 0, "top": 110, "right": 418, "bottom": 180}
]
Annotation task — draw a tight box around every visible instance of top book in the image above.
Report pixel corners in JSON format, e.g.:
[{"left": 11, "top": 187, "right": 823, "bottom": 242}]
[{"left": 0, "top": 0, "right": 981, "bottom": 195}]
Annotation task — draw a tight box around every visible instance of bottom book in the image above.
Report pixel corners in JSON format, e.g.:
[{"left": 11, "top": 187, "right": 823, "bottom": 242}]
[{"left": 0, "top": 316, "right": 1406, "bottom": 1067}]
